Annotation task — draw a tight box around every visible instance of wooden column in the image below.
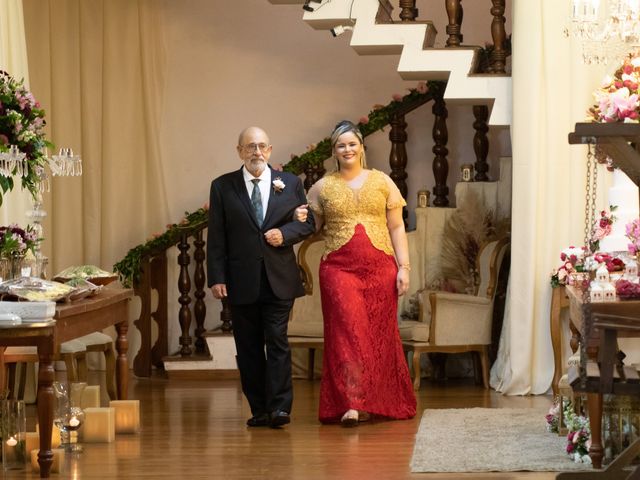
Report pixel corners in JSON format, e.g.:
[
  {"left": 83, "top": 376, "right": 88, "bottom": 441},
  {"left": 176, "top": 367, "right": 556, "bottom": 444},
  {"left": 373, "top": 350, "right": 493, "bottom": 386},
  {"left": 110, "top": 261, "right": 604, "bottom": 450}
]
[
  {"left": 432, "top": 91, "right": 450, "bottom": 207},
  {"left": 133, "top": 253, "right": 168, "bottom": 377},
  {"left": 193, "top": 230, "right": 207, "bottom": 354},
  {"left": 489, "top": 0, "right": 507, "bottom": 74},
  {"left": 399, "top": 0, "right": 418, "bottom": 21},
  {"left": 445, "top": 0, "right": 463, "bottom": 47},
  {"left": 177, "top": 233, "right": 193, "bottom": 357},
  {"left": 149, "top": 254, "right": 168, "bottom": 369},
  {"left": 388, "top": 111, "right": 409, "bottom": 224},
  {"left": 472, "top": 105, "right": 490, "bottom": 181}
]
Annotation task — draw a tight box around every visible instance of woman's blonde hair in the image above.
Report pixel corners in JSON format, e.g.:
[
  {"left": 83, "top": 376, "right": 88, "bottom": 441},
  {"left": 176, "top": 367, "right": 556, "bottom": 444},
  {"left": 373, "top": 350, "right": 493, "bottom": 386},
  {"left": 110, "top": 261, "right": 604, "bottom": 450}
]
[{"left": 330, "top": 120, "right": 367, "bottom": 170}]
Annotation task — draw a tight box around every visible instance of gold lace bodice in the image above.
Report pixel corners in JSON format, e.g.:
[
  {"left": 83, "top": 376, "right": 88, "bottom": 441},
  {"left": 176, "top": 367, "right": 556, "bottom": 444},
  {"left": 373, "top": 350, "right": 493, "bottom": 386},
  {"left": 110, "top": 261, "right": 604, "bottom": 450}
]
[{"left": 309, "top": 169, "right": 406, "bottom": 257}]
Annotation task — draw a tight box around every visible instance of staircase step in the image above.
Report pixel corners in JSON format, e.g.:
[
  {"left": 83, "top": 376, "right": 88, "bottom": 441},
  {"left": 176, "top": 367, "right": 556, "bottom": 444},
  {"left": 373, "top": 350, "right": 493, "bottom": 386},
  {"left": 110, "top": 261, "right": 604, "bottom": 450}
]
[{"left": 163, "top": 331, "right": 238, "bottom": 379}]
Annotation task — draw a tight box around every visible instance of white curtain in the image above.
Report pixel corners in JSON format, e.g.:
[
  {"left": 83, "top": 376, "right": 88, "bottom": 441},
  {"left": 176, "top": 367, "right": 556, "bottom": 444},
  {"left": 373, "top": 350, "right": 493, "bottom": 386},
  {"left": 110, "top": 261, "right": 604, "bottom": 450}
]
[
  {"left": 0, "top": 0, "right": 32, "bottom": 226},
  {"left": 490, "top": 0, "right": 610, "bottom": 394}
]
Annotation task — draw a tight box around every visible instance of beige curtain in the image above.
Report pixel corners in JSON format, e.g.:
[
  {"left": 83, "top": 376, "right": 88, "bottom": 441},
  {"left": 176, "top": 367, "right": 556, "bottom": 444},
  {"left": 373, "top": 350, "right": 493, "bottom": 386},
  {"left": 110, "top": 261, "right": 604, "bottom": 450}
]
[
  {"left": 21, "top": 0, "right": 169, "bottom": 275},
  {"left": 0, "top": 0, "right": 32, "bottom": 226},
  {"left": 490, "top": 0, "right": 610, "bottom": 394}
]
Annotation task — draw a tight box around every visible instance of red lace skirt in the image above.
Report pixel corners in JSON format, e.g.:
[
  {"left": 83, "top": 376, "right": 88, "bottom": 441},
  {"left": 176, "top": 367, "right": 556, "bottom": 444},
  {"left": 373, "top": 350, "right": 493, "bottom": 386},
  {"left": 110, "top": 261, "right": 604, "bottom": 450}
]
[{"left": 318, "top": 224, "right": 416, "bottom": 423}]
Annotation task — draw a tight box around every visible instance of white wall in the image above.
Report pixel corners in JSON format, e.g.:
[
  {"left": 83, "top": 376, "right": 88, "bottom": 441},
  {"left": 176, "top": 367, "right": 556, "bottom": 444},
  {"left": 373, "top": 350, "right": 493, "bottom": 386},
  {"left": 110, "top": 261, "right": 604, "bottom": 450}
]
[{"left": 156, "top": 0, "right": 512, "bottom": 352}]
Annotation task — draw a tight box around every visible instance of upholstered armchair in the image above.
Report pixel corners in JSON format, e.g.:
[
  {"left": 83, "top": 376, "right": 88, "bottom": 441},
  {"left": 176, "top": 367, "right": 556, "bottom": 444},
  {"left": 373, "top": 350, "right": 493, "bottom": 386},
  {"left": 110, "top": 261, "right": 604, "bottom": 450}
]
[
  {"left": 400, "top": 236, "right": 510, "bottom": 390},
  {"left": 288, "top": 234, "right": 325, "bottom": 379}
]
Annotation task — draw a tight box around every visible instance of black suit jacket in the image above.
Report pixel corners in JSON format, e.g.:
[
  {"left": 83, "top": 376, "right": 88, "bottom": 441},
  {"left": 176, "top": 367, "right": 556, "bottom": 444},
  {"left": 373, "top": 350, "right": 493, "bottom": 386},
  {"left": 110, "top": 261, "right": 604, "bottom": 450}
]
[{"left": 207, "top": 166, "right": 315, "bottom": 305}]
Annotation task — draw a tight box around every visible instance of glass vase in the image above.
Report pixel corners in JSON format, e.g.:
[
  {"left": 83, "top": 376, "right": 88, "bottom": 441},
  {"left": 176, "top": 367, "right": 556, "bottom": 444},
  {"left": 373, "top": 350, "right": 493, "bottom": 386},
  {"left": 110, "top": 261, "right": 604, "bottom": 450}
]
[
  {"left": 1, "top": 399, "right": 26, "bottom": 471},
  {"left": 0, "top": 255, "right": 26, "bottom": 282}
]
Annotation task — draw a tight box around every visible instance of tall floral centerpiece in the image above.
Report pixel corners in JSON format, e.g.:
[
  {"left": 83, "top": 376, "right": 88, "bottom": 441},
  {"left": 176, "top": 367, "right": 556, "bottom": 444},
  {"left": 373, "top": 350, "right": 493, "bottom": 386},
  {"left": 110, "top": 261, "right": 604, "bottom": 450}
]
[
  {"left": 588, "top": 54, "right": 640, "bottom": 123},
  {"left": 0, "top": 70, "right": 52, "bottom": 206}
]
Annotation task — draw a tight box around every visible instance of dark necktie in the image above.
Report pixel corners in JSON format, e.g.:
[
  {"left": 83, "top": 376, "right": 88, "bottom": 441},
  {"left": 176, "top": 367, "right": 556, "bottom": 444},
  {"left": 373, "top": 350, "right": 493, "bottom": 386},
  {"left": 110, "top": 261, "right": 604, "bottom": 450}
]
[{"left": 250, "top": 179, "right": 263, "bottom": 227}]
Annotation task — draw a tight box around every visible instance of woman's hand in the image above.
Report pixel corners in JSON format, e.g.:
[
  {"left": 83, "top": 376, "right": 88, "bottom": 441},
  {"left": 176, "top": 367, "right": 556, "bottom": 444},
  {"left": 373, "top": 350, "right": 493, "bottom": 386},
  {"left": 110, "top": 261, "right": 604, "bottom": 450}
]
[
  {"left": 294, "top": 204, "right": 308, "bottom": 222},
  {"left": 397, "top": 267, "right": 409, "bottom": 296}
]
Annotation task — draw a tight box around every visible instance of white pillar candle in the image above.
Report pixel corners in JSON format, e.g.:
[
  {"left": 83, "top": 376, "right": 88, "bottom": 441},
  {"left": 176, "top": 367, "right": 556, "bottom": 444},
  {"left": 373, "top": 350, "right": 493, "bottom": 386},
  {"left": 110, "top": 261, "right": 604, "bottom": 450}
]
[
  {"left": 109, "top": 400, "right": 140, "bottom": 434},
  {"left": 70, "top": 382, "right": 87, "bottom": 406},
  {"left": 35, "top": 423, "right": 62, "bottom": 448},
  {"left": 81, "top": 407, "right": 115, "bottom": 443},
  {"left": 30, "top": 448, "right": 64, "bottom": 473},
  {"left": 25, "top": 432, "right": 39, "bottom": 456},
  {"left": 80, "top": 385, "right": 101, "bottom": 408}
]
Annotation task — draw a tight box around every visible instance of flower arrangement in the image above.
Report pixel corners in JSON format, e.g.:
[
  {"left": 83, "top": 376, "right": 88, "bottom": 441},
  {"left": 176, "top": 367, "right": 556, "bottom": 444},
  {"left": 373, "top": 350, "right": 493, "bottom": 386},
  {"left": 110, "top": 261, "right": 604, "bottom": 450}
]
[
  {"left": 0, "top": 223, "right": 39, "bottom": 258},
  {"left": 283, "top": 81, "right": 441, "bottom": 175},
  {"left": 626, "top": 218, "right": 640, "bottom": 256},
  {"left": 551, "top": 246, "right": 587, "bottom": 288},
  {"left": 545, "top": 401, "right": 561, "bottom": 433},
  {"left": 588, "top": 52, "right": 640, "bottom": 123},
  {"left": 590, "top": 206, "right": 617, "bottom": 252},
  {"left": 564, "top": 406, "right": 591, "bottom": 464},
  {"left": 0, "top": 71, "right": 52, "bottom": 206}
]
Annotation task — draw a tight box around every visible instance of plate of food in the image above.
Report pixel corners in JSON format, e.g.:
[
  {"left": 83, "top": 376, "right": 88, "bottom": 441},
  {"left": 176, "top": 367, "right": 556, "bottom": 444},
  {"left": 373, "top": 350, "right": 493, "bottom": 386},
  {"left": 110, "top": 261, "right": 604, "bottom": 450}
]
[{"left": 54, "top": 265, "right": 118, "bottom": 286}]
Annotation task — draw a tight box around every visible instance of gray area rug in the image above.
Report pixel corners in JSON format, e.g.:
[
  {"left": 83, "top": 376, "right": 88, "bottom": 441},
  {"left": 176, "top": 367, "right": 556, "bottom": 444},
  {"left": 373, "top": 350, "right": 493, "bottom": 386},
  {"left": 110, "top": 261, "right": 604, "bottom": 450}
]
[{"left": 411, "top": 408, "right": 593, "bottom": 473}]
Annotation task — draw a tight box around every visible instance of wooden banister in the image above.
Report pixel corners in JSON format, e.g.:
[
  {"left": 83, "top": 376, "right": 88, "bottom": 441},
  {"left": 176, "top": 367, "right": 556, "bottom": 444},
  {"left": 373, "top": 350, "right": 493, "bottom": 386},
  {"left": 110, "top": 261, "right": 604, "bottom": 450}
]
[{"left": 445, "top": 0, "right": 463, "bottom": 47}]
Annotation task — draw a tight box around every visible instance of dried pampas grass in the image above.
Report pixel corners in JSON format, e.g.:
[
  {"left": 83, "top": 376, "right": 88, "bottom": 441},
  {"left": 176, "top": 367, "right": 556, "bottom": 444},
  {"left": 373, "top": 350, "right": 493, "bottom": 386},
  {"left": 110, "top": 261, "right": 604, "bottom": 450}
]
[{"left": 439, "top": 190, "right": 508, "bottom": 293}]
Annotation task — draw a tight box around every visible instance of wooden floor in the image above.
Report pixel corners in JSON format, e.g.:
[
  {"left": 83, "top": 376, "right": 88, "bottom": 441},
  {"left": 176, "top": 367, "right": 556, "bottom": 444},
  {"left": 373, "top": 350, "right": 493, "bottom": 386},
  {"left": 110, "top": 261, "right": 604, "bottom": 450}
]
[{"left": 6, "top": 373, "right": 566, "bottom": 479}]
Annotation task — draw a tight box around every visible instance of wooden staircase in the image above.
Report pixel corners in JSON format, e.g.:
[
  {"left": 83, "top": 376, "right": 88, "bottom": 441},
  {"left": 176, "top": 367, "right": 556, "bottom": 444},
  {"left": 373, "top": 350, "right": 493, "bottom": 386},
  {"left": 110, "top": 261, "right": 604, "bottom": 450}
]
[{"left": 268, "top": 0, "right": 511, "bottom": 126}]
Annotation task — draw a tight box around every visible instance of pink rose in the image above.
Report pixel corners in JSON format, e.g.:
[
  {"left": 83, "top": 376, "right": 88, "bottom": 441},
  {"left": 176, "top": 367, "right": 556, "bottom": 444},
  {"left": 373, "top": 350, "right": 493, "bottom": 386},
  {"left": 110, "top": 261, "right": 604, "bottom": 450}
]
[
  {"left": 624, "top": 64, "right": 634, "bottom": 75},
  {"left": 358, "top": 116, "right": 369, "bottom": 125},
  {"left": 416, "top": 81, "right": 428, "bottom": 94},
  {"left": 202, "top": 202, "right": 209, "bottom": 210},
  {"left": 392, "top": 93, "right": 403, "bottom": 102}
]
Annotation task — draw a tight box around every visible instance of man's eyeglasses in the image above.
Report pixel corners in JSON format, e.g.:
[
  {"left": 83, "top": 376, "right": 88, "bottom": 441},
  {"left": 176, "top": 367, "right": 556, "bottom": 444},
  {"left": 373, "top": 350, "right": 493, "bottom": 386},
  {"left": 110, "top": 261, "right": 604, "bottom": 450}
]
[{"left": 240, "top": 143, "right": 271, "bottom": 153}]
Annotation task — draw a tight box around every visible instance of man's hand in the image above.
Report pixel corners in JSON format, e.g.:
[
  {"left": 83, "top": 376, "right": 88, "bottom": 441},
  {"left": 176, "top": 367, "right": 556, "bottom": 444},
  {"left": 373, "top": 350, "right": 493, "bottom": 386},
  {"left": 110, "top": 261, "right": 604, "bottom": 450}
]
[
  {"left": 264, "top": 229, "right": 284, "bottom": 247},
  {"left": 294, "top": 204, "right": 308, "bottom": 223},
  {"left": 211, "top": 284, "right": 227, "bottom": 299}
]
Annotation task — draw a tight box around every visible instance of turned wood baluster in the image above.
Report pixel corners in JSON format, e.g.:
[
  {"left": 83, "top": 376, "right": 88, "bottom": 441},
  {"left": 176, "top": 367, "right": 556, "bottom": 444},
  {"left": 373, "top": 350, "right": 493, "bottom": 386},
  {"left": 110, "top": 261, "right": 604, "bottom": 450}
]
[
  {"left": 220, "top": 297, "right": 233, "bottom": 333},
  {"left": 399, "top": 0, "right": 418, "bottom": 21},
  {"left": 445, "top": 0, "right": 463, "bottom": 47},
  {"left": 303, "top": 162, "right": 326, "bottom": 191},
  {"left": 193, "top": 230, "right": 207, "bottom": 354},
  {"left": 133, "top": 258, "right": 152, "bottom": 377},
  {"left": 389, "top": 111, "right": 409, "bottom": 224},
  {"left": 472, "top": 105, "right": 490, "bottom": 181},
  {"left": 432, "top": 90, "right": 450, "bottom": 207},
  {"left": 177, "top": 233, "right": 193, "bottom": 356},
  {"left": 149, "top": 253, "right": 168, "bottom": 368},
  {"left": 489, "top": 0, "right": 507, "bottom": 74}
]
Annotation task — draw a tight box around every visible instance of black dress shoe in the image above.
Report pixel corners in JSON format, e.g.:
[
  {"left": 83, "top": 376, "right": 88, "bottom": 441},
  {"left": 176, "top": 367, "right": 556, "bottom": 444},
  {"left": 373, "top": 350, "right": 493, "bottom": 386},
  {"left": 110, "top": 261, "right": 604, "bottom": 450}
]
[
  {"left": 269, "top": 410, "right": 291, "bottom": 428},
  {"left": 246, "top": 413, "right": 270, "bottom": 427}
]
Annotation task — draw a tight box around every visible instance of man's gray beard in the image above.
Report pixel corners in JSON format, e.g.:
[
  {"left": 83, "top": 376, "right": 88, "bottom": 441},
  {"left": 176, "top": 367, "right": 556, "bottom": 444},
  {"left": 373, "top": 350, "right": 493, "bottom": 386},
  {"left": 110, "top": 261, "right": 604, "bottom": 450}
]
[{"left": 247, "top": 159, "right": 266, "bottom": 176}]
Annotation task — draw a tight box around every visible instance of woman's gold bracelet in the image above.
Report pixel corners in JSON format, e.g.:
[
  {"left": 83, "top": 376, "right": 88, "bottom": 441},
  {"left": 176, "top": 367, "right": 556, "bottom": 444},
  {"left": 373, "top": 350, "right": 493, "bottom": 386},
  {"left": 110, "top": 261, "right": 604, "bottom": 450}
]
[{"left": 399, "top": 263, "right": 411, "bottom": 271}]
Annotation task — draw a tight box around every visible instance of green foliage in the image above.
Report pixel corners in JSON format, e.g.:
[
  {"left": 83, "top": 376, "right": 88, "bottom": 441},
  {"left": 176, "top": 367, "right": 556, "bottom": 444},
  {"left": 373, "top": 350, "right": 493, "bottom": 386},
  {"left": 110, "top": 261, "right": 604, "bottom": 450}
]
[
  {"left": 283, "top": 81, "right": 442, "bottom": 175},
  {"left": 113, "top": 207, "right": 208, "bottom": 287}
]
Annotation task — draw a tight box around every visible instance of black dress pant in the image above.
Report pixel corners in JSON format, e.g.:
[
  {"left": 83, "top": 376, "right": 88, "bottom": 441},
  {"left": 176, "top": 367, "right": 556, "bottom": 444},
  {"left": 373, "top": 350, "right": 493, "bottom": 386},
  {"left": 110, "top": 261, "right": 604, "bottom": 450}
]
[{"left": 230, "top": 265, "right": 294, "bottom": 416}]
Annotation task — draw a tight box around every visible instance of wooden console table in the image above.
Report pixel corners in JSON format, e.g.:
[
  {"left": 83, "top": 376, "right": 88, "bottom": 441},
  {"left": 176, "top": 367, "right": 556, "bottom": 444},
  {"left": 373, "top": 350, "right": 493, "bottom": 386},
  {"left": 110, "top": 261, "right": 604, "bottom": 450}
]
[
  {"left": 0, "top": 287, "right": 133, "bottom": 478},
  {"left": 549, "top": 283, "right": 640, "bottom": 470}
]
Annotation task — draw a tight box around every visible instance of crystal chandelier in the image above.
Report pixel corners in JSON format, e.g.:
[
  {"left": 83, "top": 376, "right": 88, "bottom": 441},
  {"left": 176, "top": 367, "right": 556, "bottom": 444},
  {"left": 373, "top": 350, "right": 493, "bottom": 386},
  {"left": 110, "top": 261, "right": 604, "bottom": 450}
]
[
  {"left": 0, "top": 145, "right": 82, "bottom": 278},
  {"left": 567, "top": 0, "right": 640, "bottom": 64}
]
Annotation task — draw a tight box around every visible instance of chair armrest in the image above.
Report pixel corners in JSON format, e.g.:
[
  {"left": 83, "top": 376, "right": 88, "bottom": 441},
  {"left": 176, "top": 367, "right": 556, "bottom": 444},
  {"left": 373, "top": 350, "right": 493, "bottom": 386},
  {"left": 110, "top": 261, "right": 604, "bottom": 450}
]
[{"left": 429, "top": 292, "right": 493, "bottom": 345}]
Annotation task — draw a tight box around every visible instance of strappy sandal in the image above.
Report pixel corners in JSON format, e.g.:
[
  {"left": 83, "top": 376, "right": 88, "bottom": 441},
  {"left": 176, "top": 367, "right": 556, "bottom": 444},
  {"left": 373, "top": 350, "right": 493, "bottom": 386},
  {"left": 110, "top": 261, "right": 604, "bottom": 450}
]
[{"left": 340, "top": 409, "right": 359, "bottom": 427}]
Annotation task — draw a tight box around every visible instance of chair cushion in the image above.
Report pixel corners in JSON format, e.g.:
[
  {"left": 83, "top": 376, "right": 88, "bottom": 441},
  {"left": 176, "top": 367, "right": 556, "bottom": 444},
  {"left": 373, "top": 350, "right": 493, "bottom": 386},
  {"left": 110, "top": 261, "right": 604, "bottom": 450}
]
[
  {"left": 288, "top": 321, "right": 324, "bottom": 338},
  {"left": 75, "top": 332, "right": 113, "bottom": 346},
  {"left": 398, "top": 320, "right": 430, "bottom": 342},
  {"left": 4, "top": 346, "right": 38, "bottom": 356},
  {"left": 60, "top": 339, "right": 87, "bottom": 354}
]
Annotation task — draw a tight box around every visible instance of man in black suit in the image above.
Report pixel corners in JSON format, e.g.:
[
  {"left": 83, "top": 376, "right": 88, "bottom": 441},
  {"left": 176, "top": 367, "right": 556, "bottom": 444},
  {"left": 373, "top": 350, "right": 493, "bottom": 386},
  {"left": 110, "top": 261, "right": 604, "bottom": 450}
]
[{"left": 207, "top": 126, "right": 315, "bottom": 428}]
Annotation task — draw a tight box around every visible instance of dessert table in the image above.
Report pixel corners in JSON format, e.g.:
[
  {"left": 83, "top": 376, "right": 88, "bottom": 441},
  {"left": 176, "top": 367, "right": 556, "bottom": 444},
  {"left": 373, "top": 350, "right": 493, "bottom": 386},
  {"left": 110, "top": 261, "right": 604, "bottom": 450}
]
[{"left": 0, "top": 287, "right": 133, "bottom": 478}]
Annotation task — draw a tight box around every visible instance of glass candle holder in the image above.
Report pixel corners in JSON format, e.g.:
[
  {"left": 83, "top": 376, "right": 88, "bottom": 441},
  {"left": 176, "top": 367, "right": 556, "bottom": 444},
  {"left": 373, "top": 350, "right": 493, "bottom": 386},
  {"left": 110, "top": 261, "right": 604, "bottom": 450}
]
[{"left": 2, "top": 399, "right": 27, "bottom": 471}]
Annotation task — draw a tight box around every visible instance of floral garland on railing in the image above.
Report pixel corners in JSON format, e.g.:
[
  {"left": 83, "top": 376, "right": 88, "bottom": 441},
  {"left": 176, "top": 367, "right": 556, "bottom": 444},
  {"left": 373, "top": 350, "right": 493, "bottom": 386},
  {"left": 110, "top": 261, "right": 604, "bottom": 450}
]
[
  {"left": 283, "top": 80, "right": 439, "bottom": 175},
  {"left": 114, "top": 81, "right": 442, "bottom": 287},
  {"left": 114, "top": 206, "right": 209, "bottom": 287}
]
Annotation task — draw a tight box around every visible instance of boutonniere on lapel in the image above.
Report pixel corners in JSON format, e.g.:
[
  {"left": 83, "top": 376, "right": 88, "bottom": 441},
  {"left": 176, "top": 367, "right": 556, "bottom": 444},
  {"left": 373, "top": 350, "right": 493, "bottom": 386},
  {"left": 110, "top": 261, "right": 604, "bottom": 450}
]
[{"left": 272, "top": 177, "right": 285, "bottom": 193}]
